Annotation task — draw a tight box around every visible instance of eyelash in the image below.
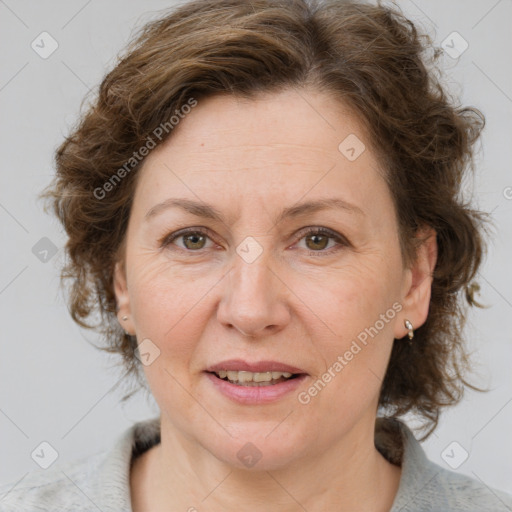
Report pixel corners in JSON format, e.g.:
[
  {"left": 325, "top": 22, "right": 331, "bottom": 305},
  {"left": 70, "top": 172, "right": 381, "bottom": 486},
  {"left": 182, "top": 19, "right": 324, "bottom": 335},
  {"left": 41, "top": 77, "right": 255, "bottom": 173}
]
[{"left": 160, "top": 226, "right": 348, "bottom": 256}]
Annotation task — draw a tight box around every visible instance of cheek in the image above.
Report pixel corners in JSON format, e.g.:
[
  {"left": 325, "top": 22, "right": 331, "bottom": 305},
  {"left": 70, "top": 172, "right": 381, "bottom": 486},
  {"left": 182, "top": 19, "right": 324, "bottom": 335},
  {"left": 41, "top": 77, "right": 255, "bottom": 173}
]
[
  {"left": 301, "top": 295, "right": 396, "bottom": 429},
  {"left": 128, "top": 253, "right": 217, "bottom": 335},
  {"left": 296, "top": 256, "right": 399, "bottom": 399},
  {"left": 301, "top": 253, "right": 399, "bottom": 338},
  {"left": 127, "top": 260, "right": 219, "bottom": 421}
]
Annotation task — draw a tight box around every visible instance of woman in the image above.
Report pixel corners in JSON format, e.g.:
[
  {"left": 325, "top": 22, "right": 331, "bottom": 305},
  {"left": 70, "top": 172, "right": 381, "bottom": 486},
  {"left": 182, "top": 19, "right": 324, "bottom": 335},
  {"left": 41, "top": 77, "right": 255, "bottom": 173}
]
[{"left": 1, "top": 0, "right": 511, "bottom": 510}]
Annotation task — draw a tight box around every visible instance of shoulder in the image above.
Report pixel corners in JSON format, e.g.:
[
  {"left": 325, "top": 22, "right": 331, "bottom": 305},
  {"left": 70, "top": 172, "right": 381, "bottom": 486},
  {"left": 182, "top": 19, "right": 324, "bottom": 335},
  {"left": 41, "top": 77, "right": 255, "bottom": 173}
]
[
  {"left": 0, "top": 451, "right": 106, "bottom": 512},
  {"left": 424, "top": 464, "right": 512, "bottom": 511},
  {"left": 398, "top": 462, "right": 512, "bottom": 512},
  {"left": 376, "top": 418, "right": 512, "bottom": 512},
  {"left": 0, "top": 417, "right": 160, "bottom": 512}
]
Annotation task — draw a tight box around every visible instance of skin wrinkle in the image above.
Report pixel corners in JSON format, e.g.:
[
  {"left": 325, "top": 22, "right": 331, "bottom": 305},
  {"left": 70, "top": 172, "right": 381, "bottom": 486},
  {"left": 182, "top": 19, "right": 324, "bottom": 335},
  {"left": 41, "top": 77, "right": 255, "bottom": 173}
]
[
  {"left": 38, "top": 2, "right": 492, "bottom": 506},
  {"left": 116, "top": 89, "right": 437, "bottom": 512}
]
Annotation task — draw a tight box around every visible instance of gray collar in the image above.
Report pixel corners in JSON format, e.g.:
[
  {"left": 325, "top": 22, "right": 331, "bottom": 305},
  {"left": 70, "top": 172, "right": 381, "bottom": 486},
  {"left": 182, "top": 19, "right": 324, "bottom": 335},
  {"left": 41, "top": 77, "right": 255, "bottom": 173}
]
[{"left": 85, "top": 416, "right": 489, "bottom": 512}]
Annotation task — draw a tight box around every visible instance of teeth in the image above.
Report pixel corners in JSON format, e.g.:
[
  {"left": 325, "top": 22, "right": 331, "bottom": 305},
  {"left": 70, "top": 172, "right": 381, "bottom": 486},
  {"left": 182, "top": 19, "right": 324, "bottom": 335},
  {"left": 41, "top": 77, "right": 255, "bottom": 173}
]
[
  {"left": 227, "top": 370, "right": 238, "bottom": 381},
  {"left": 215, "top": 370, "right": 293, "bottom": 383}
]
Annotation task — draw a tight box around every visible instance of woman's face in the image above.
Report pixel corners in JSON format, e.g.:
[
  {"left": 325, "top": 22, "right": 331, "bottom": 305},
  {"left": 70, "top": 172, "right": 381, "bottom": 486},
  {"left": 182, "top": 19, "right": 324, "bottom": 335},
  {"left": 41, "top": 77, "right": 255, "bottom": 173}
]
[{"left": 115, "top": 89, "right": 434, "bottom": 469}]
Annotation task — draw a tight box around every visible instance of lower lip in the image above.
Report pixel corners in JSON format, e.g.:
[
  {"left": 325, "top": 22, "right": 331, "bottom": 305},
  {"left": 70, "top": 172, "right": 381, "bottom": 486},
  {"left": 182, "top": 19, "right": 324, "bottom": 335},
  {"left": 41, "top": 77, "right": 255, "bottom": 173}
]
[{"left": 205, "top": 372, "right": 308, "bottom": 404}]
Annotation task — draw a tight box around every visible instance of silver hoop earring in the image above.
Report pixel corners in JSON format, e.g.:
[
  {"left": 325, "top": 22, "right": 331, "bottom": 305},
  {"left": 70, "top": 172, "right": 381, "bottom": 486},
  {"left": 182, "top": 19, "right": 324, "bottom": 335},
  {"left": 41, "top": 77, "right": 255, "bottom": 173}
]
[{"left": 404, "top": 319, "right": 414, "bottom": 340}]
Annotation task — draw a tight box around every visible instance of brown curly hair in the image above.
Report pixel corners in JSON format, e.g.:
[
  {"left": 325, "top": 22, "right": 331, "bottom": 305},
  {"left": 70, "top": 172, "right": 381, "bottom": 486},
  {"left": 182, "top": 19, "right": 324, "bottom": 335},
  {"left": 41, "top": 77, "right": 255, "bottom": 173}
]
[{"left": 42, "top": 0, "right": 491, "bottom": 438}]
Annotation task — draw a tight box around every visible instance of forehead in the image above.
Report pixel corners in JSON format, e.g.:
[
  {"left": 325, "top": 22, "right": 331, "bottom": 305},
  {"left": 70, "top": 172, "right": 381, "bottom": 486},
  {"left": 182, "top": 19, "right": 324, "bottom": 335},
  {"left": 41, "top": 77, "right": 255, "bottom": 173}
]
[
  {"left": 132, "top": 89, "right": 391, "bottom": 226},
  {"left": 157, "top": 89, "right": 369, "bottom": 160}
]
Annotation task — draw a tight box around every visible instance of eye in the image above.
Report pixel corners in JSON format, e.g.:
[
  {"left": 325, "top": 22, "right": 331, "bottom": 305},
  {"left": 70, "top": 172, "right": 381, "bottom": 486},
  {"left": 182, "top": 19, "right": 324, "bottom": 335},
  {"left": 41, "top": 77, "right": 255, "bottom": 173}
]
[
  {"left": 160, "top": 228, "right": 216, "bottom": 251},
  {"left": 294, "top": 227, "right": 348, "bottom": 255},
  {"left": 160, "top": 226, "right": 349, "bottom": 255}
]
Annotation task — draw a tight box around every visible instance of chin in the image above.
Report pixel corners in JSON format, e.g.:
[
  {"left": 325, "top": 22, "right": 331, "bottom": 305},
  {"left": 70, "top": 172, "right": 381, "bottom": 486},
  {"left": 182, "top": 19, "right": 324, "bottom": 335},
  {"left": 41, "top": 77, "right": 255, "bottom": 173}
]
[{"left": 205, "top": 426, "right": 309, "bottom": 471}]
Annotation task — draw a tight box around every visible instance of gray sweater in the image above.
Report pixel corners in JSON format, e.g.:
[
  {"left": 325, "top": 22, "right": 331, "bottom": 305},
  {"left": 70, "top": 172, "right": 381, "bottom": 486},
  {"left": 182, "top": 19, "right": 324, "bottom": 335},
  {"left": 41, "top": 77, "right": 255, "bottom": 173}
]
[{"left": 1, "top": 416, "right": 511, "bottom": 511}]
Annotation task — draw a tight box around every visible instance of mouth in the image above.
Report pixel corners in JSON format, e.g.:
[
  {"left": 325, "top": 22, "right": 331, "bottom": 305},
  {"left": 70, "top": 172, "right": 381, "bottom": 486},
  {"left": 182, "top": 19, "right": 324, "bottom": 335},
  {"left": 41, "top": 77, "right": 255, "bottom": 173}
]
[
  {"left": 205, "top": 370, "right": 308, "bottom": 404},
  {"left": 207, "top": 370, "right": 302, "bottom": 387},
  {"left": 204, "top": 360, "right": 308, "bottom": 403}
]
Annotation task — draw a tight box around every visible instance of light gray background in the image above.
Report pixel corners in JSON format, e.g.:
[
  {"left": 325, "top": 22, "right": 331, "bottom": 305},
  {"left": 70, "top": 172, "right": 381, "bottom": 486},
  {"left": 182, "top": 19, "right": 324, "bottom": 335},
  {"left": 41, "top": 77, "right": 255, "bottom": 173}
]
[{"left": 1, "top": 0, "right": 511, "bottom": 498}]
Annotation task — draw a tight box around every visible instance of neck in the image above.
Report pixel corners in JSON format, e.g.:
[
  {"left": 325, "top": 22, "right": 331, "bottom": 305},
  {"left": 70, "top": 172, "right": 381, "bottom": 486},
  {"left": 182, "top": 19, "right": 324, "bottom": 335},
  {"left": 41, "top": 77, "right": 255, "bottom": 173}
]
[{"left": 132, "top": 414, "right": 402, "bottom": 512}]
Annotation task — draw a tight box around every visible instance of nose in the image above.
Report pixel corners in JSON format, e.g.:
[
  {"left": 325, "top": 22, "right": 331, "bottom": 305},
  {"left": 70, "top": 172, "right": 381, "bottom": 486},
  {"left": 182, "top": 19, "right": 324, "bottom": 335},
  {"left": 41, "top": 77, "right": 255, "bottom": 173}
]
[{"left": 216, "top": 249, "right": 291, "bottom": 338}]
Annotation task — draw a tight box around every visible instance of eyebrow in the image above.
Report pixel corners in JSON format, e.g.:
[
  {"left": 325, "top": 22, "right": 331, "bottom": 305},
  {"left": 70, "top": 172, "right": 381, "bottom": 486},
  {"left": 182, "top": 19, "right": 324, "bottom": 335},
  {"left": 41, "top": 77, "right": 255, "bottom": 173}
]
[{"left": 144, "top": 197, "right": 364, "bottom": 224}]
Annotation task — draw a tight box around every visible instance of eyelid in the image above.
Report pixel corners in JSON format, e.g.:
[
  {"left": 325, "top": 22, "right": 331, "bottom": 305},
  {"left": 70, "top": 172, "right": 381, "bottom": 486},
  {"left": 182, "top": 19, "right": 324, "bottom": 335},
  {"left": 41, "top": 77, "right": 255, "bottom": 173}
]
[
  {"left": 159, "top": 226, "right": 218, "bottom": 249},
  {"left": 160, "top": 225, "right": 350, "bottom": 253},
  {"left": 291, "top": 226, "right": 350, "bottom": 254},
  {"left": 293, "top": 225, "right": 348, "bottom": 244}
]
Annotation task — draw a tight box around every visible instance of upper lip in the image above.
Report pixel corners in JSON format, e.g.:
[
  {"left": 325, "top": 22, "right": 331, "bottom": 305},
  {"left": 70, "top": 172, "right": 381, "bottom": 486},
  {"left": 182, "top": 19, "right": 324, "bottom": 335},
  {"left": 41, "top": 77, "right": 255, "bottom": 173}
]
[{"left": 206, "top": 359, "right": 307, "bottom": 374}]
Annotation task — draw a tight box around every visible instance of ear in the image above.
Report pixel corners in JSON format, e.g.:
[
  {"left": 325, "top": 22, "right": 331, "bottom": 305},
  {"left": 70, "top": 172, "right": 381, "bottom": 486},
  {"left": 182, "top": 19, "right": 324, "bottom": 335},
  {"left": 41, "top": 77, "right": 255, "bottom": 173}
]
[
  {"left": 394, "top": 226, "right": 438, "bottom": 339},
  {"left": 114, "top": 260, "right": 135, "bottom": 336}
]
